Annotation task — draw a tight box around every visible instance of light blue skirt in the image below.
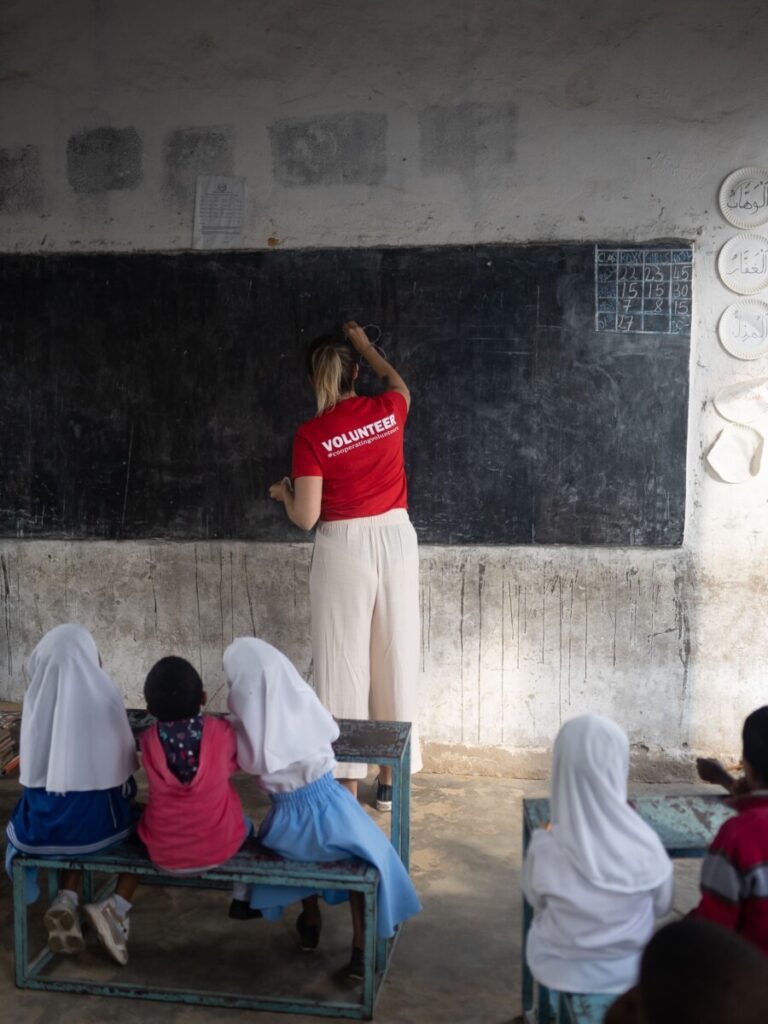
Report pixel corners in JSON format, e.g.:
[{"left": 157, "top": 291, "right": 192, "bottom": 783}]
[{"left": 246, "top": 772, "right": 420, "bottom": 939}]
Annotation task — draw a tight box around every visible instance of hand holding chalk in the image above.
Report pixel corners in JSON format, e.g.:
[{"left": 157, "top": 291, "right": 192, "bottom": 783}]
[
  {"left": 269, "top": 477, "right": 293, "bottom": 504},
  {"left": 343, "top": 320, "right": 372, "bottom": 354}
]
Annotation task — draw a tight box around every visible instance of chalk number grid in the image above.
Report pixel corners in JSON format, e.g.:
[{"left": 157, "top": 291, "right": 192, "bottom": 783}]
[{"left": 595, "top": 247, "right": 692, "bottom": 335}]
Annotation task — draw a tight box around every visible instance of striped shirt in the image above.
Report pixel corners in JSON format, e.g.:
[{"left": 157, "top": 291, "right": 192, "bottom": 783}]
[{"left": 693, "top": 792, "right": 768, "bottom": 956}]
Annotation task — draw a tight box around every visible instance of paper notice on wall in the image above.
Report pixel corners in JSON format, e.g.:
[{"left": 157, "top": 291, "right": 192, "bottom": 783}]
[{"left": 193, "top": 175, "right": 245, "bottom": 249}]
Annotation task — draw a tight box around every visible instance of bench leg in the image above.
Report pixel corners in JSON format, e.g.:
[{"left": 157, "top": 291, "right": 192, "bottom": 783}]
[
  {"left": 362, "top": 884, "right": 377, "bottom": 1019},
  {"left": 522, "top": 897, "right": 534, "bottom": 1014},
  {"left": 13, "top": 861, "right": 30, "bottom": 987},
  {"left": 47, "top": 866, "right": 59, "bottom": 905}
]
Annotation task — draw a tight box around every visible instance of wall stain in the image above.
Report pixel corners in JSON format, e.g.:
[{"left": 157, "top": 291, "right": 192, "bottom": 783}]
[
  {"left": 243, "top": 552, "right": 256, "bottom": 636},
  {"left": 0, "top": 554, "right": 13, "bottom": 675},
  {"left": 477, "top": 562, "right": 485, "bottom": 744},
  {"left": 228, "top": 551, "right": 234, "bottom": 643},
  {"left": 568, "top": 578, "right": 575, "bottom": 702},
  {"left": 218, "top": 549, "right": 225, "bottom": 654},
  {"left": 501, "top": 577, "right": 506, "bottom": 747},
  {"left": 673, "top": 573, "right": 691, "bottom": 720},
  {"left": 67, "top": 127, "right": 143, "bottom": 194},
  {"left": 541, "top": 565, "right": 546, "bottom": 664},
  {"left": 583, "top": 577, "right": 589, "bottom": 686},
  {"left": 148, "top": 549, "right": 158, "bottom": 636},
  {"left": 558, "top": 575, "right": 564, "bottom": 724},
  {"left": 193, "top": 544, "right": 203, "bottom": 676},
  {"left": 459, "top": 561, "right": 466, "bottom": 744}
]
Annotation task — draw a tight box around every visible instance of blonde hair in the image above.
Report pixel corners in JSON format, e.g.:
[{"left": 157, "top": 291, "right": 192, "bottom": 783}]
[{"left": 308, "top": 334, "right": 358, "bottom": 414}]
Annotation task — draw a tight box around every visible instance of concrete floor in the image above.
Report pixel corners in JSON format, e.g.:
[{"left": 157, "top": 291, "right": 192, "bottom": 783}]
[{"left": 0, "top": 772, "right": 705, "bottom": 1024}]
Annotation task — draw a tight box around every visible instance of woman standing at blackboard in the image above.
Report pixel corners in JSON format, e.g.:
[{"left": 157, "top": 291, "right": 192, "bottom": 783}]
[{"left": 269, "top": 321, "right": 421, "bottom": 807}]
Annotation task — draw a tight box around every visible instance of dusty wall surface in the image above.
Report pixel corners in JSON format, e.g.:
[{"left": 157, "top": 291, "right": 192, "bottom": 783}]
[{"left": 2, "top": 0, "right": 768, "bottom": 775}]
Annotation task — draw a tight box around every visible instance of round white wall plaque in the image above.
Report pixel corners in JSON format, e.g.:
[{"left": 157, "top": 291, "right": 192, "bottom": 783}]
[
  {"left": 718, "top": 300, "right": 768, "bottom": 359},
  {"left": 718, "top": 234, "right": 768, "bottom": 294},
  {"left": 719, "top": 167, "right": 768, "bottom": 229}
]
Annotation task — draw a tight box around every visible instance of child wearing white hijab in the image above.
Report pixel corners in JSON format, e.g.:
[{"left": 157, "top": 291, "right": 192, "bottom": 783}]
[
  {"left": 4, "top": 624, "right": 140, "bottom": 958},
  {"left": 224, "top": 637, "right": 421, "bottom": 979},
  {"left": 523, "top": 715, "right": 673, "bottom": 996}
]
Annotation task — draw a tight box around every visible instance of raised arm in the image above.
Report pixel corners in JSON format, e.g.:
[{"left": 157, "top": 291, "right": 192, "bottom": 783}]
[{"left": 343, "top": 321, "right": 411, "bottom": 411}]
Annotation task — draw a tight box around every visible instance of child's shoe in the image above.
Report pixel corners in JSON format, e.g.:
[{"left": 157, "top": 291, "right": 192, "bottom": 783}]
[
  {"left": 83, "top": 896, "right": 130, "bottom": 966},
  {"left": 228, "top": 898, "right": 263, "bottom": 920},
  {"left": 43, "top": 890, "right": 85, "bottom": 954},
  {"left": 375, "top": 778, "right": 393, "bottom": 812}
]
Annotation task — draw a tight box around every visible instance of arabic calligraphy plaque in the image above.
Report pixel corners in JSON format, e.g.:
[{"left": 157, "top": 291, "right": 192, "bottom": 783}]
[
  {"left": 719, "top": 167, "right": 768, "bottom": 229},
  {"left": 717, "top": 300, "right": 768, "bottom": 360},
  {"left": 718, "top": 234, "right": 768, "bottom": 295}
]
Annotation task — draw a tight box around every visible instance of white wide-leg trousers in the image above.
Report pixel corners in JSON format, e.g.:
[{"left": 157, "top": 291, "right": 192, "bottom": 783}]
[{"left": 310, "top": 509, "right": 422, "bottom": 780}]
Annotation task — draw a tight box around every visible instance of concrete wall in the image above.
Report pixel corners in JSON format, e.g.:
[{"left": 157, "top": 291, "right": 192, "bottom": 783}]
[{"left": 2, "top": 0, "right": 767, "bottom": 776}]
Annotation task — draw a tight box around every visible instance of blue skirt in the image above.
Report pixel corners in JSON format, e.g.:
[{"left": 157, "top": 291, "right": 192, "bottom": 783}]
[
  {"left": 246, "top": 772, "right": 420, "bottom": 939},
  {"left": 5, "top": 779, "right": 139, "bottom": 904}
]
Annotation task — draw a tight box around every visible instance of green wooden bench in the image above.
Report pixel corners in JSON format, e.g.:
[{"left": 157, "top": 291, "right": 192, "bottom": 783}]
[
  {"left": 13, "top": 838, "right": 390, "bottom": 1019},
  {"left": 557, "top": 992, "right": 616, "bottom": 1023},
  {"left": 12, "top": 716, "right": 414, "bottom": 1019}
]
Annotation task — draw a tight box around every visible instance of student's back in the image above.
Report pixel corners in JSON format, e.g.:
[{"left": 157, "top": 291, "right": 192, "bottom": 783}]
[
  {"left": 525, "top": 829, "right": 670, "bottom": 991},
  {"left": 692, "top": 705, "right": 768, "bottom": 956},
  {"left": 137, "top": 657, "right": 245, "bottom": 872},
  {"left": 523, "top": 715, "right": 673, "bottom": 994}
]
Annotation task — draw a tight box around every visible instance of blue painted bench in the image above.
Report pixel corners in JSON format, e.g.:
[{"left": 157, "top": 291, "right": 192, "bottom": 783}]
[
  {"left": 12, "top": 716, "right": 414, "bottom": 1019},
  {"left": 558, "top": 992, "right": 616, "bottom": 1023},
  {"left": 522, "top": 793, "right": 735, "bottom": 1020},
  {"left": 13, "top": 838, "right": 389, "bottom": 1018}
]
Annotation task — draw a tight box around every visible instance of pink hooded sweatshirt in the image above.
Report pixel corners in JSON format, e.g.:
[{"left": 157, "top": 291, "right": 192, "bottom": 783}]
[{"left": 138, "top": 716, "right": 246, "bottom": 871}]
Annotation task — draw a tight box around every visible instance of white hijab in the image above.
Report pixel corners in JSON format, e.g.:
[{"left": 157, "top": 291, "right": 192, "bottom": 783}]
[
  {"left": 224, "top": 637, "right": 339, "bottom": 775},
  {"left": 20, "top": 624, "right": 138, "bottom": 794},
  {"left": 550, "top": 714, "right": 672, "bottom": 893}
]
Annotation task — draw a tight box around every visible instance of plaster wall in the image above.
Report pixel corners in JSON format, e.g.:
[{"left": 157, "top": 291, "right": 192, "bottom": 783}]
[{"left": 1, "top": 0, "right": 767, "bottom": 774}]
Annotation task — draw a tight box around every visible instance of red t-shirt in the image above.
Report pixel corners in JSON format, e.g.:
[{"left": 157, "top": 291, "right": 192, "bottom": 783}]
[{"left": 291, "top": 391, "right": 408, "bottom": 521}]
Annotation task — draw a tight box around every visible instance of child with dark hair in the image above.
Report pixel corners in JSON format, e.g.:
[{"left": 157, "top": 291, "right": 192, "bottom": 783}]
[
  {"left": 138, "top": 656, "right": 246, "bottom": 876},
  {"left": 605, "top": 918, "right": 768, "bottom": 1023},
  {"left": 692, "top": 705, "right": 768, "bottom": 955}
]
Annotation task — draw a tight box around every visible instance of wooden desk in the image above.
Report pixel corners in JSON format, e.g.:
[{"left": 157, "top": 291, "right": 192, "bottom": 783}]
[{"left": 128, "top": 712, "right": 413, "bottom": 870}]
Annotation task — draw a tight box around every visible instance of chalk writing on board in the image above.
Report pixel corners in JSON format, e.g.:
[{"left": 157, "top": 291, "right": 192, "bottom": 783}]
[{"left": 594, "top": 247, "right": 692, "bottom": 336}]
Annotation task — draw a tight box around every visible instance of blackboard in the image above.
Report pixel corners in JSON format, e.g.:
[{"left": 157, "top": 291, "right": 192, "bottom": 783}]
[{"left": 0, "top": 244, "right": 691, "bottom": 545}]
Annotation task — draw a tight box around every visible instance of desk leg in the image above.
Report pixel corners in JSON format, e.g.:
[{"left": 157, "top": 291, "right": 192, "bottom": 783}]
[
  {"left": 399, "top": 736, "right": 411, "bottom": 871},
  {"left": 522, "top": 816, "right": 533, "bottom": 1015}
]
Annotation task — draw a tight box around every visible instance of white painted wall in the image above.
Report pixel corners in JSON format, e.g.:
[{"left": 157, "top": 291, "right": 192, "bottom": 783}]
[{"left": 1, "top": 0, "right": 767, "bottom": 773}]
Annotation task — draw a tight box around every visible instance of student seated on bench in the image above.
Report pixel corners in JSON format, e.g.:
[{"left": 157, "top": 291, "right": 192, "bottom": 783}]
[
  {"left": 224, "top": 637, "right": 421, "bottom": 980},
  {"left": 88, "top": 655, "right": 252, "bottom": 966},
  {"left": 604, "top": 918, "right": 768, "bottom": 1023},
  {"left": 523, "top": 715, "right": 673, "bottom": 995},
  {"left": 691, "top": 705, "right": 768, "bottom": 956},
  {"left": 4, "top": 624, "right": 139, "bottom": 956}
]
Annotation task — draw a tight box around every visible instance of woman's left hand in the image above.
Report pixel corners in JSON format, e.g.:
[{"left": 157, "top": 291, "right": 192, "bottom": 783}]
[{"left": 269, "top": 477, "right": 293, "bottom": 503}]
